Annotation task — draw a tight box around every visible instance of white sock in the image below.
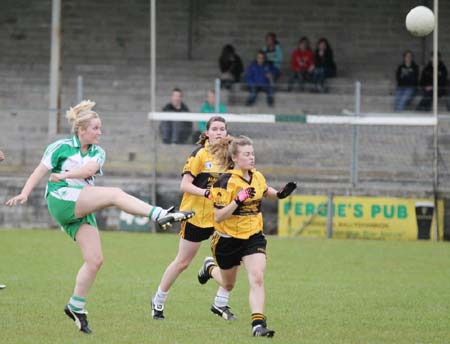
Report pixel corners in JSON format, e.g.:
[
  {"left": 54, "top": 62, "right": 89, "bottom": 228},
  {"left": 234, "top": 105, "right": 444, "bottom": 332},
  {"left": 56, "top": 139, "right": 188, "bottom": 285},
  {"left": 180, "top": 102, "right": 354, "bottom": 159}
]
[
  {"left": 149, "top": 207, "right": 168, "bottom": 222},
  {"left": 153, "top": 286, "right": 169, "bottom": 306},
  {"left": 214, "top": 287, "right": 230, "bottom": 308}
]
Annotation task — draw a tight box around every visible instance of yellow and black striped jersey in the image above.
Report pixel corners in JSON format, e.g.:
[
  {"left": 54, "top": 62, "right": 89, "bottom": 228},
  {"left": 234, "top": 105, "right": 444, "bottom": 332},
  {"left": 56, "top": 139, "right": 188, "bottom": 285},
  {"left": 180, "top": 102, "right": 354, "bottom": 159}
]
[
  {"left": 211, "top": 168, "right": 268, "bottom": 239},
  {"left": 179, "top": 141, "right": 222, "bottom": 228}
]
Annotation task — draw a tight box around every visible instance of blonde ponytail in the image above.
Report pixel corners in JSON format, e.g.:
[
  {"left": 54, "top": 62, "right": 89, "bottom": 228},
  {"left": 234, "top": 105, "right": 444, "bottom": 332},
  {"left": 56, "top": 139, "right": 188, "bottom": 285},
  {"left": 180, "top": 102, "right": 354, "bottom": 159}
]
[
  {"left": 209, "top": 135, "right": 253, "bottom": 170},
  {"left": 66, "top": 100, "right": 99, "bottom": 134}
]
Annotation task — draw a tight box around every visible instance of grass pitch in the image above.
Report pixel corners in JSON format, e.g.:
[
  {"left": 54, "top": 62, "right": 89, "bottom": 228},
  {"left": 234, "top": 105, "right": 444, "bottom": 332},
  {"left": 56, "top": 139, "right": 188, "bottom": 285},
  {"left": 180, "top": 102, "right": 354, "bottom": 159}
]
[{"left": 1, "top": 229, "right": 450, "bottom": 343}]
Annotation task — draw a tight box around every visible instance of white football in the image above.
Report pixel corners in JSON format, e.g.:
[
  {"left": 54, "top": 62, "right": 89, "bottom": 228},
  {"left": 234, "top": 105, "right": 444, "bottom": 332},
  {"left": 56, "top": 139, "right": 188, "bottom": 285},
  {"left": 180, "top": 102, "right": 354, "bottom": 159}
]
[{"left": 405, "top": 6, "right": 435, "bottom": 37}]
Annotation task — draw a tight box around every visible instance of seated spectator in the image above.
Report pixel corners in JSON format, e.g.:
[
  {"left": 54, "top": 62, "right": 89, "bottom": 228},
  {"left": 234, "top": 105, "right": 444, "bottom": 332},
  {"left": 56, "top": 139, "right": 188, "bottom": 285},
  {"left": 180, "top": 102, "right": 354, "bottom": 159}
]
[
  {"left": 262, "top": 32, "right": 283, "bottom": 80},
  {"left": 198, "top": 90, "right": 228, "bottom": 132},
  {"left": 219, "top": 44, "right": 244, "bottom": 89},
  {"left": 394, "top": 50, "right": 419, "bottom": 111},
  {"left": 159, "top": 88, "right": 192, "bottom": 144},
  {"left": 288, "top": 37, "right": 315, "bottom": 92},
  {"left": 244, "top": 50, "right": 277, "bottom": 107},
  {"left": 416, "top": 52, "right": 448, "bottom": 111},
  {"left": 313, "top": 38, "right": 337, "bottom": 93}
]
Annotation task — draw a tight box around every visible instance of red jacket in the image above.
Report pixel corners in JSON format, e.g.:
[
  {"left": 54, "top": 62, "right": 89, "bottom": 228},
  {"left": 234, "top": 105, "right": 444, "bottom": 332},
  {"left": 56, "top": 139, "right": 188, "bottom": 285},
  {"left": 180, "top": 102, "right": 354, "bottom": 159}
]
[{"left": 290, "top": 48, "right": 314, "bottom": 72}]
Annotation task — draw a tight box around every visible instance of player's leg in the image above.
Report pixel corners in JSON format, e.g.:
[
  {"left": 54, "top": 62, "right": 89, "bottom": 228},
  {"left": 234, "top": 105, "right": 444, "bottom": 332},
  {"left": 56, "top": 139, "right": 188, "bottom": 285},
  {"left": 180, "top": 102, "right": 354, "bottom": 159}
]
[
  {"left": 73, "top": 224, "right": 103, "bottom": 297},
  {"left": 209, "top": 266, "right": 238, "bottom": 320},
  {"left": 242, "top": 252, "right": 274, "bottom": 338},
  {"left": 159, "top": 238, "right": 201, "bottom": 291},
  {"left": 203, "top": 233, "right": 239, "bottom": 320},
  {"left": 198, "top": 256, "right": 236, "bottom": 319},
  {"left": 64, "top": 224, "right": 102, "bottom": 334},
  {"left": 151, "top": 238, "right": 201, "bottom": 319},
  {"left": 242, "top": 253, "right": 266, "bottom": 314},
  {"left": 74, "top": 186, "right": 193, "bottom": 228}
]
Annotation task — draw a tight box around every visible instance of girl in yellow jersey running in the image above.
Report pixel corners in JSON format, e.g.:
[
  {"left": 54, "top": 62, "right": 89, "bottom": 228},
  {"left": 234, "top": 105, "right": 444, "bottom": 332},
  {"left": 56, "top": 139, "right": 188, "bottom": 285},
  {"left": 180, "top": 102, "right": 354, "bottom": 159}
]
[
  {"left": 151, "top": 116, "right": 236, "bottom": 320},
  {"left": 198, "top": 135, "right": 296, "bottom": 338}
]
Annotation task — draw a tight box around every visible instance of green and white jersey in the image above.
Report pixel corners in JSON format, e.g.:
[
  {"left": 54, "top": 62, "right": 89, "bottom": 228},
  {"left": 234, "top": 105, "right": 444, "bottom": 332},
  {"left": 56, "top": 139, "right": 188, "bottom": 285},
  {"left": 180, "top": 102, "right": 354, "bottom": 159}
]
[{"left": 41, "top": 136, "right": 106, "bottom": 199}]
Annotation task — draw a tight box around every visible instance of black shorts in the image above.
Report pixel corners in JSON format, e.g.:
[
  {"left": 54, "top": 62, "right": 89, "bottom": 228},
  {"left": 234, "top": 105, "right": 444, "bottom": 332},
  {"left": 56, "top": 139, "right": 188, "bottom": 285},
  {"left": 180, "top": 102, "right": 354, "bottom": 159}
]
[
  {"left": 180, "top": 221, "right": 214, "bottom": 242},
  {"left": 211, "top": 231, "right": 267, "bottom": 270}
]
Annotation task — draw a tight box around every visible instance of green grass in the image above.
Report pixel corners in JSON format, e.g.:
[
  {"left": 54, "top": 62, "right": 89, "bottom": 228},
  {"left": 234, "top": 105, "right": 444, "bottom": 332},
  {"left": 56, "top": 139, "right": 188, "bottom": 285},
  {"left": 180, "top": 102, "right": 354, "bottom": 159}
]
[{"left": 1, "top": 229, "right": 450, "bottom": 343}]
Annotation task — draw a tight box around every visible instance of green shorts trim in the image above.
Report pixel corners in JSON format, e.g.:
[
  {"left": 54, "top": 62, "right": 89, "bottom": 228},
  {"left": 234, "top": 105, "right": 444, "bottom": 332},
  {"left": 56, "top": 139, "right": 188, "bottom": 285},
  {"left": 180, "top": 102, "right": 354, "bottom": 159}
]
[{"left": 46, "top": 194, "right": 97, "bottom": 240}]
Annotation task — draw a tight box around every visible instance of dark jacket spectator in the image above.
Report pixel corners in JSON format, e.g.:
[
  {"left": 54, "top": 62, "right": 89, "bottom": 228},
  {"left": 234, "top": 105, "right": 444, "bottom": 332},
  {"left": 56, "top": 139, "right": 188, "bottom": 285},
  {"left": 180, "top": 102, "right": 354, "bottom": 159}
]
[
  {"left": 159, "top": 88, "right": 192, "bottom": 144},
  {"left": 416, "top": 53, "right": 448, "bottom": 111},
  {"left": 219, "top": 44, "right": 244, "bottom": 89},
  {"left": 312, "top": 38, "right": 337, "bottom": 93},
  {"left": 394, "top": 50, "right": 419, "bottom": 111},
  {"left": 314, "top": 38, "right": 336, "bottom": 78},
  {"left": 396, "top": 60, "right": 419, "bottom": 87}
]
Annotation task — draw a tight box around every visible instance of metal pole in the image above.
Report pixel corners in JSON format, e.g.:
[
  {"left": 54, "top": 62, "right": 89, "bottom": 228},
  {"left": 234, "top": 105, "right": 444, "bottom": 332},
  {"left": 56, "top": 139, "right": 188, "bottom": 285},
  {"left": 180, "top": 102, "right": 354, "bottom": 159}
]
[
  {"left": 150, "top": 0, "right": 158, "bottom": 233},
  {"left": 187, "top": 0, "right": 194, "bottom": 60},
  {"left": 326, "top": 193, "right": 334, "bottom": 238},
  {"left": 351, "top": 81, "right": 361, "bottom": 186},
  {"left": 432, "top": 0, "right": 439, "bottom": 241},
  {"left": 48, "top": 0, "right": 62, "bottom": 137},
  {"left": 76, "top": 75, "right": 83, "bottom": 104},
  {"left": 214, "top": 78, "right": 221, "bottom": 113}
]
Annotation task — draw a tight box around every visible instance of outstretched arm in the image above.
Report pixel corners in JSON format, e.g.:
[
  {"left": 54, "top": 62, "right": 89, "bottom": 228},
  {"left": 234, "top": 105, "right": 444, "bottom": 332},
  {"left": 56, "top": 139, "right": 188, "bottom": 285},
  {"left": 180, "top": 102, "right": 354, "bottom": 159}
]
[
  {"left": 265, "top": 182, "right": 297, "bottom": 199},
  {"left": 264, "top": 186, "right": 279, "bottom": 199},
  {"left": 5, "top": 162, "right": 50, "bottom": 206}
]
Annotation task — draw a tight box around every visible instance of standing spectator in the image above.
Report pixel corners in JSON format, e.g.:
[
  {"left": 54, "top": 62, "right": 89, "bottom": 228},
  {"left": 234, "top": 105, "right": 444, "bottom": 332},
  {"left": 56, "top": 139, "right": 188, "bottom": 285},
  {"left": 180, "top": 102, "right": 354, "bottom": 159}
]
[
  {"left": 198, "top": 90, "right": 228, "bottom": 133},
  {"left": 244, "top": 51, "right": 277, "bottom": 107},
  {"left": 262, "top": 32, "right": 283, "bottom": 79},
  {"left": 288, "top": 37, "right": 315, "bottom": 92},
  {"left": 159, "top": 88, "right": 192, "bottom": 144},
  {"left": 394, "top": 50, "right": 419, "bottom": 111},
  {"left": 219, "top": 44, "right": 244, "bottom": 90},
  {"left": 313, "top": 38, "right": 337, "bottom": 93},
  {"left": 416, "top": 52, "right": 448, "bottom": 111}
]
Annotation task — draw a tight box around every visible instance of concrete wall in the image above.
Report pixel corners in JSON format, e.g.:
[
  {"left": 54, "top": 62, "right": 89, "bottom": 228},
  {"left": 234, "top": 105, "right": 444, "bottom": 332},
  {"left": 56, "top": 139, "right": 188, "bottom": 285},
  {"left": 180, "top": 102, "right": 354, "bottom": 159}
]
[{"left": 1, "top": 1, "right": 449, "bottom": 74}]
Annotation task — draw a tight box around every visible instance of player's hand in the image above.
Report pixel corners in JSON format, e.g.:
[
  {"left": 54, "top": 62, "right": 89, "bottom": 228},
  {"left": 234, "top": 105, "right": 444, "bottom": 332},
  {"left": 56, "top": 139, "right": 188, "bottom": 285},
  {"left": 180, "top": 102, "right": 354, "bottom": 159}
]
[
  {"left": 204, "top": 189, "right": 212, "bottom": 200},
  {"left": 277, "top": 182, "right": 297, "bottom": 199},
  {"left": 49, "top": 173, "right": 64, "bottom": 182},
  {"left": 5, "top": 193, "right": 28, "bottom": 206},
  {"left": 234, "top": 187, "right": 256, "bottom": 205}
]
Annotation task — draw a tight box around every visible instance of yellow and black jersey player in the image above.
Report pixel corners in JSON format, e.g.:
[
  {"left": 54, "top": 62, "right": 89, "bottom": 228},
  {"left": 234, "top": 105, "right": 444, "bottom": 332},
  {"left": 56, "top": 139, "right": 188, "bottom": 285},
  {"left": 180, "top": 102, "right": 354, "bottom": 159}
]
[
  {"left": 179, "top": 140, "right": 221, "bottom": 231},
  {"left": 197, "top": 135, "right": 296, "bottom": 338},
  {"left": 151, "top": 116, "right": 238, "bottom": 321}
]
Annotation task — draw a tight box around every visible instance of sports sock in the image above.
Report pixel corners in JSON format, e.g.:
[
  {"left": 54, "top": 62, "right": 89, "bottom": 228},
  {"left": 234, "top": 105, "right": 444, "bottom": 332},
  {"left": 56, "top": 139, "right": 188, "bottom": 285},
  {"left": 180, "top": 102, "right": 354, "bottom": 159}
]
[
  {"left": 68, "top": 295, "right": 86, "bottom": 313},
  {"left": 251, "top": 313, "right": 266, "bottom": 327},
  {"left": 213, "top": 288, "right": 229, "bottom": 308},
  {"left": 153, "top": 286, "right": 169, "bottom": 306},
  {"left": 149, "top": 207, "right": 167, "bottom": 222}
]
